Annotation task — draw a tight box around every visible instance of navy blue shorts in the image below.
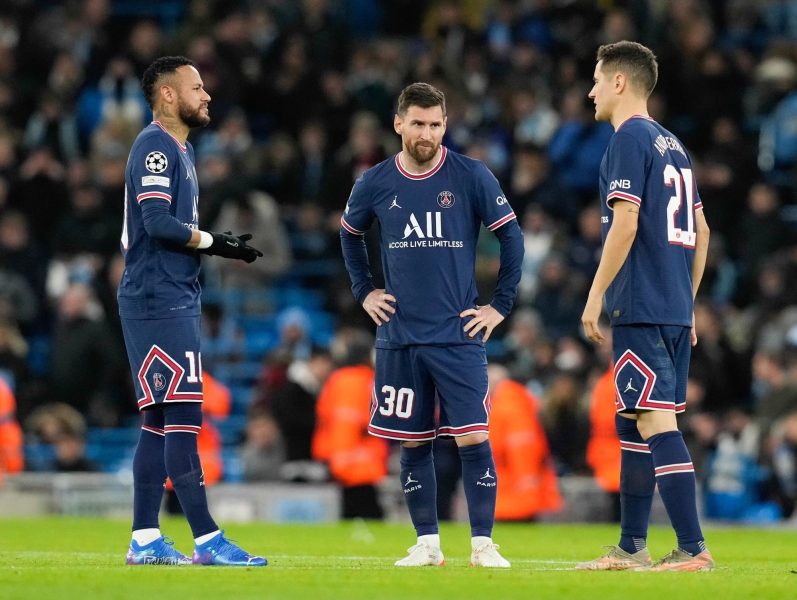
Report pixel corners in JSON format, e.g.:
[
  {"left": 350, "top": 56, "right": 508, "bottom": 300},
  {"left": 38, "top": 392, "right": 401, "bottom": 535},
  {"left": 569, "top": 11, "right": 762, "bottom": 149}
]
[
  {"left": 368, "top": 344, "right": 489, "bottom": 442},
  {"left": 612, "top": 324, "right": 691, "bottom": 414},
  {"left": 121, "top": 317, "right": 204, "bottom": 411}
]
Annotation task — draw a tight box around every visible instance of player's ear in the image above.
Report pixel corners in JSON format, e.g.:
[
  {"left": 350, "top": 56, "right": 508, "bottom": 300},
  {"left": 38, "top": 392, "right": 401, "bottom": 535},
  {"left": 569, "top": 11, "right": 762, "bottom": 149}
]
[
  {"left": 159, "top": 84, "right": 173, "bottom": 105},
  {"left": 614, "top": 72, "right": 626, "bottom": 93},
  {"left": 393, "top": 113, "right": 402, "bottom": 135}
]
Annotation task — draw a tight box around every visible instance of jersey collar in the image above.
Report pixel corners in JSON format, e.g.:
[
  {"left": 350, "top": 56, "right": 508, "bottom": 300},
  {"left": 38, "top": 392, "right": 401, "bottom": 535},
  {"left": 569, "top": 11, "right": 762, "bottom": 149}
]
[
  {"left": 395, "top": 146, "right": 447, "bottom": 180},
  {"left": 151, "top": 121, "right": 188, "bottom": 153},
  {"left": 616, "top": 114, "right": 654, "bottom": 131}
]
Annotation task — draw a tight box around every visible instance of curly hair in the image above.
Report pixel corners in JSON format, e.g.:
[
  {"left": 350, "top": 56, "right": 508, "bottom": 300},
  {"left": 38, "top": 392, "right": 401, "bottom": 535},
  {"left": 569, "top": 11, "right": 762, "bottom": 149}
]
[{"left": 140, "top": 56, "right": 195, "bottom": 109}]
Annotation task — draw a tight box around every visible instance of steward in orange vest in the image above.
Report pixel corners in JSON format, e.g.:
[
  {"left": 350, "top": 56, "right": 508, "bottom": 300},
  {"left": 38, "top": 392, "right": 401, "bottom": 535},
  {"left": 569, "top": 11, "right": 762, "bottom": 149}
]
[
  {"left": 313, "top": 330, "right": 388, "bottom": 518},
  {"left": 0, "top": 378, "right": 23, "bottom": 485},
  {"left": 488, "top": 365, "right": 562, "bottom": 520}
]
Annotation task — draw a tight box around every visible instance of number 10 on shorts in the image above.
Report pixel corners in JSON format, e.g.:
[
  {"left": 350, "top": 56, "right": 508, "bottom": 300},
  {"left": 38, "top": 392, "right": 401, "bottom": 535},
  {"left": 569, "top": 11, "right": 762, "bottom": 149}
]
[{"left": 380, "top": 385, "right": 415, "bottom": 418}]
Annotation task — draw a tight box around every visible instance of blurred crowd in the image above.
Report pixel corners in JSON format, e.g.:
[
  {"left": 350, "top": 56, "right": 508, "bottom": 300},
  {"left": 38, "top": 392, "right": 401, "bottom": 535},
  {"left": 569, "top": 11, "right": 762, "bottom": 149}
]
[{"left": 1, "top": 0, "right": 797, "bottom": 521}]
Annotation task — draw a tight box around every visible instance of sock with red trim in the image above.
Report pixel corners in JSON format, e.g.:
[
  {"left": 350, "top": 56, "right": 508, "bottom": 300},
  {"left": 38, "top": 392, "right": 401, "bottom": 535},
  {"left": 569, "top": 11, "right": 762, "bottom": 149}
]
[
  {"left": 163, "top": 403, "right": 217, "bottom": 538},
  {"left": 647, "top": 430, "right": 705, "bottom": 556},
  {"left": 616, "top": 415, "right": 654, "bottom": 554},
  {"left": 132, "top": 408, "right": 166, "bottom": 532}
]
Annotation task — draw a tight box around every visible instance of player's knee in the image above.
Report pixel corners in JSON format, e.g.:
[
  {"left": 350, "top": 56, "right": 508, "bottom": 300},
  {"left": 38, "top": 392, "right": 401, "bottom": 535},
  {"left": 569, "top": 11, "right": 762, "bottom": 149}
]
[
  {"left": 401, "top": 440, "right": 430, "bottom": 449},
  {"left": 454, "top": 432, "right": 489, "bottom": 447},
  {"left": 162, "top": 402, "right": 203, "bottom": 428},
  {"left": 635, "top": 410, "right": 678, "bottom": 440}
]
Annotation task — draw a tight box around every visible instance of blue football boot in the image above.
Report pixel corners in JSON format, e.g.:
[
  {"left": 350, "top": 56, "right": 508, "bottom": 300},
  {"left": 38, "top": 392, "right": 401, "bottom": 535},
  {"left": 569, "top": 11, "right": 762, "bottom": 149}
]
[
  {"left": 192, "top": 532, "right": 267, "bottom": 567},
  {"left": 126, "top": 536, "right": 192, "bottom": 565}
]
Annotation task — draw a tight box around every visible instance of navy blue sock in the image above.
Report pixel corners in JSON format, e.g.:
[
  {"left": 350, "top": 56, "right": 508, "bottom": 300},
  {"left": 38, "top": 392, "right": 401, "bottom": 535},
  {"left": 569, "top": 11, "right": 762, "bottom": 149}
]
[
  {"left": 400, "top": 444, "right": 438, "bottom": 536},
  {"left": 616, "top": 415, "right": 655, "bottom": 554},
  {"left": 132, "top": 409, "right": 166, "bottom": 531},
  {"left": 458, "top": 440, "right": 496, "bottom": 538},
  {"left": 647, "top": 430, "right": 706, "bottom": 556},
  {"left": 163, "top": 403, "right": 218, "bottom": 538}
]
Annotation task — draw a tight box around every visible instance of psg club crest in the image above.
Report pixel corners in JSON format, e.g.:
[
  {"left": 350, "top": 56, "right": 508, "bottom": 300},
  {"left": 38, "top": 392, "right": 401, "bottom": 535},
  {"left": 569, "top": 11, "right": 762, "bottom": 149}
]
[
  {"left": 437, "top": 190, "right": 455, "bottom": 208},
  {"left": 145, "top": 151, "right": 168, "bottom": 174},
  {"left": 152, "top": 372, "right": 166, "bottom": 391}
]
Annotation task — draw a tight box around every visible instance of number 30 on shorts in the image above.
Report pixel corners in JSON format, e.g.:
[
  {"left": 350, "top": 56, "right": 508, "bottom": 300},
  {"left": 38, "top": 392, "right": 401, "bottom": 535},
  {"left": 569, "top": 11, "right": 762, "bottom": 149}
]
[{"left": 379, "top": 385, "right": 415, "bottom": 419}]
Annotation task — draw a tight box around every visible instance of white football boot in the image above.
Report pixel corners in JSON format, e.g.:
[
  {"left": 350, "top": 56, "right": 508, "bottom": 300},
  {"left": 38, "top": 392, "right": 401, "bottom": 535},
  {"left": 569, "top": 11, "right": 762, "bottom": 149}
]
[
  {"left": 470, "top": 538, "right": 511, "bottom": 568},
  {"left": 394, "top": 542, "right": 445, "bottom": 567}
]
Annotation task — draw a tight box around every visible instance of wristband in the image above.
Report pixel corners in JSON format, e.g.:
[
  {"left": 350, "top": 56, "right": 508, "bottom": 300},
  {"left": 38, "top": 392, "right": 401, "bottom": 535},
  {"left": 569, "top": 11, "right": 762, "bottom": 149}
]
[{"left": 197, "top": 230, "right": 213, "bottom": 249}]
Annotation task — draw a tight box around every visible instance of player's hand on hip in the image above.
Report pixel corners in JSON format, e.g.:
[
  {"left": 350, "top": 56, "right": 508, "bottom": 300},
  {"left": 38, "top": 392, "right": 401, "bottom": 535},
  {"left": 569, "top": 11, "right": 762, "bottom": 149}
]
[
  {"left": 581, "top": 296, "right": 604, "bottom": 344},
  {"left": 460, "top": 304, "right": 504, "bottom": 342},
  {"left": 362, "top": 289, "right": 396, "bottom": 326}
]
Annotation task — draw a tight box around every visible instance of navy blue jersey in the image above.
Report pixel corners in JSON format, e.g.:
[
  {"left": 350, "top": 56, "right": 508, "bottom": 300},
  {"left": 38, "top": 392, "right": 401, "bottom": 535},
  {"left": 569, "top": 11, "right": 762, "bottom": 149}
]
[
  {"left": 118, "top": 121, "right": 201, "bottom": 319},
  {"left": 599, "top": 116, "right": 704, "bottom": 327},
  {"left": 341, "top": 147, "right": 517, "bottom": 347}
]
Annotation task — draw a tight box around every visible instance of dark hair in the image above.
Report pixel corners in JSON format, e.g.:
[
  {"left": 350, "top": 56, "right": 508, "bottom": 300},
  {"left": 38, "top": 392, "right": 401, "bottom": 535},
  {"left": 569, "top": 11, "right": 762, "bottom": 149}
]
[
  {"left": 396, "top": 82, "right": 446, "bottom": 116},
  {"left": 141, "top": 56, "right": 195, "bottom": 109},
  {"left": 596, "top": 41, "right": 658, "bottom": 96}
]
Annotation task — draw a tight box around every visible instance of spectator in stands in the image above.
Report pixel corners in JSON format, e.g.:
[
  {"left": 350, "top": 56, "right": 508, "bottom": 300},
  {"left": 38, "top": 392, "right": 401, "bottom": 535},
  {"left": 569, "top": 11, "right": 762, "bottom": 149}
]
[
  {"left": 312, "top": 328, "right": 388, "bottom": 519},
  {"left": 271, "top": 347, "right": 334, "bottom": 480},
  {"left": 767, "top": 410, "right": 797, "bottom": 518},
  {"left": 541, "top": 370, "right": 589, "bottom": 476},
  {"left": 488, "top": 364, "right": 562, "bottom": 521},
  {"left": 22, "top": 91, "right": 80, "bottom": 163},
  {"left": 48, "top": 282, "right": 126, "bottom": 423},
  {"left": 205, "top": 190, "right": 293, "bottom": 289},
  {"left": 0, "top": 210, "right": 47, "bottom": 313},
  {"left": 240, "top": 408, "right": 285, "bottom": 482},
  {"left": 25, "top": 402, "right": 97, "bottom": 472}
]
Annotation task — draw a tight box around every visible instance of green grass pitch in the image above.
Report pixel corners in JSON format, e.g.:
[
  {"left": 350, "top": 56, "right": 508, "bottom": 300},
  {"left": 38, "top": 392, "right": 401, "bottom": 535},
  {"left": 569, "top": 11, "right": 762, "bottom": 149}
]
[{"left": 0, "top": 517, "right": 794, "bottom": 599}]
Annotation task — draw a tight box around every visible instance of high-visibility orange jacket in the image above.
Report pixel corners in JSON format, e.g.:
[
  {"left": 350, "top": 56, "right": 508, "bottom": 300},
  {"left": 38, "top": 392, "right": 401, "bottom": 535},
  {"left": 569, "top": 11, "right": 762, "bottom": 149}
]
[
  {"left": 490, "top": 379, "right": 562, "bottom": 520},
  {"left": 0, "top": 378, "right": 23, "bottom": 478},
  {"left": 312, "top": 365, "right": 388, "bottom": 487},
  {"left": 586, "top": 367, "right": 621, "bottom": 493},
  {"left": 166, "top": 372, "right": 230, "bottom": 489}
]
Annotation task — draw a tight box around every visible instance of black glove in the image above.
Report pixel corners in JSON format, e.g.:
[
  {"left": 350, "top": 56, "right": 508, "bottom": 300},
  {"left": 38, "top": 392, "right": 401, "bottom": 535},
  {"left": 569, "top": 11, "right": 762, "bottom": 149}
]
[{"left": 201, "top": 231, "right": 263, "bottom": 263}]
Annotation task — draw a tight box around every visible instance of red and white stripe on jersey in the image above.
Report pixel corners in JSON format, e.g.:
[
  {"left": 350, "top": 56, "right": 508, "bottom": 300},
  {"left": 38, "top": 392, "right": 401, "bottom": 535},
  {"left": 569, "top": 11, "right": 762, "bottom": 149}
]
[
  {"left": 607, "top": 190, "right": 642, "bottom": 207},
  {"left": 137, "top": 191, "right": 172, "bottom": 203},
  {"left": 152, "top": 120, "right": 187, "bottom": 153},
  {"left": 437, "top": 423, "right": 489, "bottom": 437},
  {"left": 655, "top": 462, "right": 694, "bottom": 477},
  {"left": 694, "top": 199, "right": 704, "bottom": 211},
  {"left": 340, "top": 215, "right": 365, "bottom": 235},
  {"left": 142, "top": 425, "right": 165, "bottom": 437},
  {"left": 620, "top": 440, "right": 650, "bottom": 454},
  {"left": 394, "top": 146, "right": 448, "bottom": 180},
  {"left": 136, "top": 345, "right": 203, "bottom": 409},
  {"left": 164, "top": 424, "right": 202, "bottom": 435},
  {"left": 367, "top": 423, "right": 437, "bottom": 441},
  {"left": 487, "top": 212, "right": 517, "bottom": 231}
]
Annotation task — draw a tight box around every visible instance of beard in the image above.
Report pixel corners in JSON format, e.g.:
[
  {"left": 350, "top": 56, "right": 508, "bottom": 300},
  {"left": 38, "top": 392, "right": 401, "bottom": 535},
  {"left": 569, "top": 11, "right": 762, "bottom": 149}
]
[
  {"left": 178, "top": 98, "right": 210, "bottom": 128},
  {"left": 405, "top": 139, "right": 440, "bottom": 165}
]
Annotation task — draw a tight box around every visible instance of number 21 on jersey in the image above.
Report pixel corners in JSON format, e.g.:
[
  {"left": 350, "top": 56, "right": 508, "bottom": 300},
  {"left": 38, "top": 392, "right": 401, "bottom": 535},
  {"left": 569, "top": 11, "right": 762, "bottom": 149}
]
[{"left": 664, "top": 164, "right": 696, "bottom": 248}]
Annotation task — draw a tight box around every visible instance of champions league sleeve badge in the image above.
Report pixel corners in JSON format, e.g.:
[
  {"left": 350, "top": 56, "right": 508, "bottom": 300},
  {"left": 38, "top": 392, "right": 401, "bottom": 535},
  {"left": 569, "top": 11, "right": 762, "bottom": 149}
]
[{"left": 145, "top": 151, "right": 168, "bottom": 174}]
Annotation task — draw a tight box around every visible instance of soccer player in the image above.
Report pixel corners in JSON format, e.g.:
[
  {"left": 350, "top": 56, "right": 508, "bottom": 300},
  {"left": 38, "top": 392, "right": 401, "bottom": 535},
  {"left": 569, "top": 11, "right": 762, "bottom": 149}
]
[
  {"left": 577, "top": 41, "right": 714, "bottom": 571},
  {"left": 119, "top": 56, "right": 265, "bottom": 566},
  {"left": 340, "top": 83, "right": 524, "bottom": 567}
]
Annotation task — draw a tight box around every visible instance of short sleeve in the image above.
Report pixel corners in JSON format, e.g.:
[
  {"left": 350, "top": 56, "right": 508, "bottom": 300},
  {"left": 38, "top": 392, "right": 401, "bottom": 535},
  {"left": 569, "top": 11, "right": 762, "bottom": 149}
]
[
  {"left": 472, "top": 161, "right": 517, "bottom": 231},
  {"left": 340, "top": 174, "right": 374, "bottom": 235},
  {"left": 130, "top": 135, "right": 179, "bottom": 205},
  {"left": 604, "top": 131, "right": 648, "bottom": 208}
]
